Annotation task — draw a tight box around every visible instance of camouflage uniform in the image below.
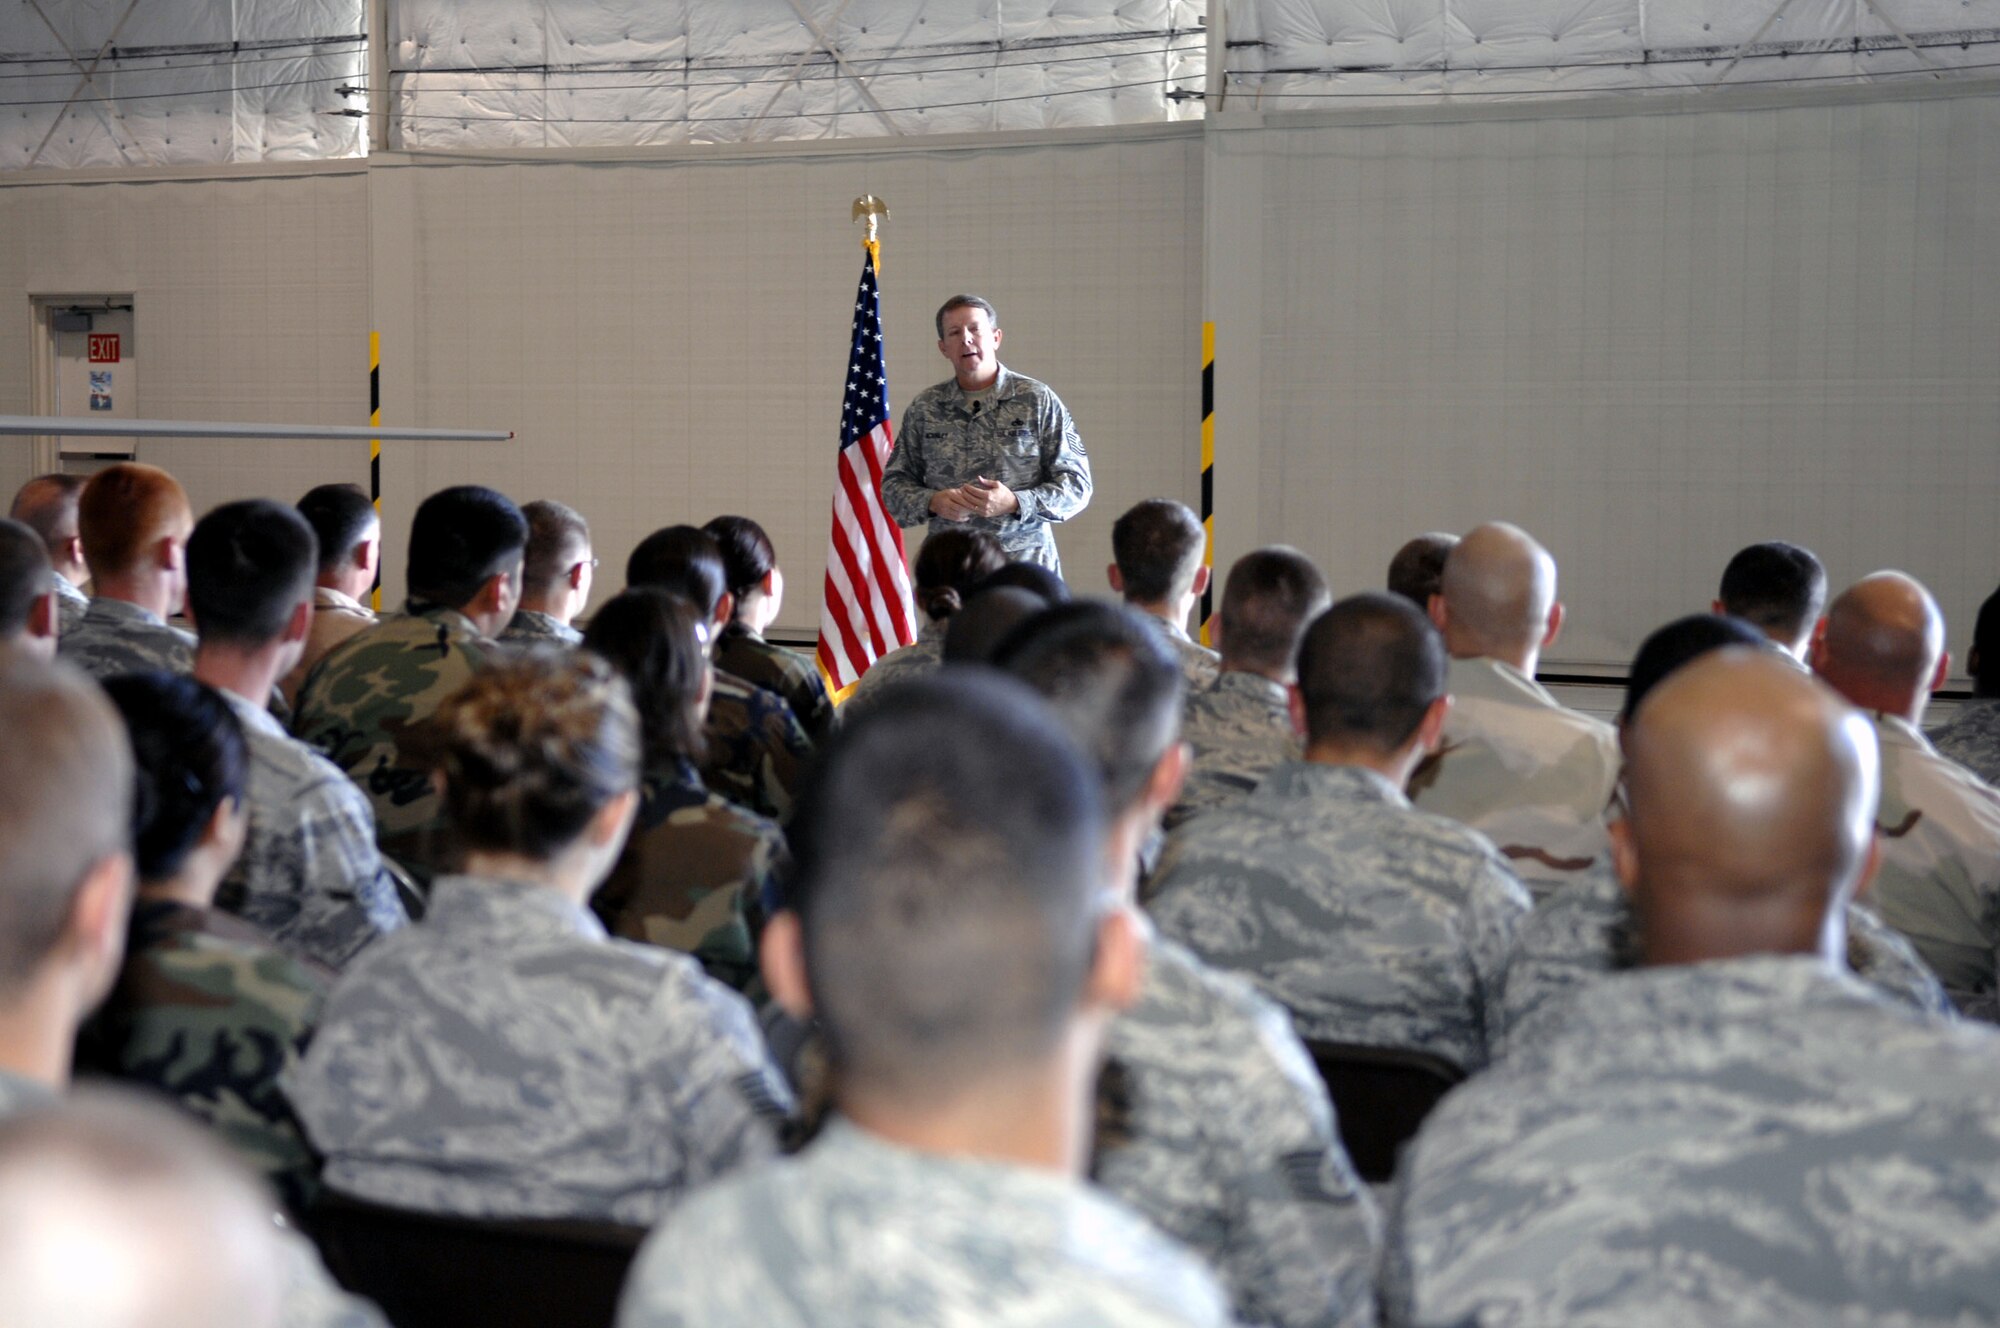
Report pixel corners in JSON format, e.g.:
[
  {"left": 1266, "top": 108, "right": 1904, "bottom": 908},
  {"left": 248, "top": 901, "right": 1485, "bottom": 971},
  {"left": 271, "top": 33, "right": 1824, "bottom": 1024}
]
[
  {"left": 1931, "top": 696, "right": 2000, "bottom": 787},
  {"left": 57, "top": 596, "right": 195, "bottom": 678},
  {"left": 1864, "top": 712, "right": 2000, "bottom": 1018},
  {"left": 75, "top": 898, "right": 330, "bottom": 1213},
  {"left": 1495, "top": 861, "right": 1952, "bottom": 1056},
  {"left": 1147, "top": 616, "right": 1221, "bottom": 693},
  {"left": 216, "top": 690, "right": 407, "bottom": 972},
  {"left": 700, "top": 670, "right": 813, "bottom": 822},
  {"left": 1151, "top": 763, "right": 1531, "bottom": 1071},
  {"left": 1096, "top": 935, "right": 1380, "bottom": 1328},
  {"left": 1383, "top": 955, "right": 2000, "bottom": 1328},
  {"left": 1408, "top": 656, "right": 1621, "bottom": 902},
  {"left": 279, "top": 588, "right": 376, "bottom": 708},
  {"left": 51, "top": 574, "right": 88, "bottom": 637},
  {"left": 592, "top": 756, "right": 791, "bottom": 992},
  {"left": 1166, "top": 670, "right": 1301, "bottom": 832},
  {"left": 286, "top": 875, "right": 791, "bottom": 1225},
  {"left": 881, "top": 366, "right": 1093, "bottom": 575},
  {"left": 616, "top": 1118, "right": 1231, "bottom": 1328},
  {"left": 499, "top": 608, "right": 583, "bottom": 649},
  {"left": 290, "top": 600, "right": 504, "bottom": 880},
  {"left": 715, "top": 622, "right": 835, "bottom": 742},
  {"left": 842, "top": 619, "right": 945, "bottom": 715}
]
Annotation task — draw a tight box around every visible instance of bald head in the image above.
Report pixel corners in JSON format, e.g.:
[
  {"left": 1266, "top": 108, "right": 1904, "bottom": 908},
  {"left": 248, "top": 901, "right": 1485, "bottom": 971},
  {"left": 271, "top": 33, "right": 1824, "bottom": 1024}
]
[
  {"left": 1436, "top": 523, "right": 1559, "bottom": 668},
  {"left": 1812, "top": 572, "right": 1947, "bottom": 721},
  {"left": 1620, "top": 650, "right": 1878, "bottom": 967}
]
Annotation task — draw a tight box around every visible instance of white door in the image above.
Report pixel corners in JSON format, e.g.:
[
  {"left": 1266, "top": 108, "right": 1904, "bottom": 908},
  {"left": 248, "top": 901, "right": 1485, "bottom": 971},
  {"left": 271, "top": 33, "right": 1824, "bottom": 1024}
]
[{"left": 51, "top": 305, "right": 138, "bottom": 461}]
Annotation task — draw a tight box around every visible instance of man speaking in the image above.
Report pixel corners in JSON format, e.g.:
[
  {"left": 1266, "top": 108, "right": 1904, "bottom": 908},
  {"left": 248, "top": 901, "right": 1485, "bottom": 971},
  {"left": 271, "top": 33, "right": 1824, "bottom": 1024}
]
[{"left": 882, "top": 295, "right": 1092, "bottom": 577}]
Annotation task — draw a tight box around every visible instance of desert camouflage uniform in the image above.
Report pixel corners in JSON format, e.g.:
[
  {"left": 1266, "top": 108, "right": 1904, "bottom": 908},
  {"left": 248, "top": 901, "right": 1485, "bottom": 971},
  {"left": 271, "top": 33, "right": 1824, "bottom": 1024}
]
[
  {"left": 1931, "top": 696, "right": 2000, "bottom": 787},
  {"left": 1408, "top": 656, "right": 1621, "bottom": 902},
  {"left": 1496, "top": 861, "right": 1952, "bottom": 1056},
  {"left": 716, "top": 622, "right": 836, "bottom": 742},
  {"left": 57, "top": 596, "right": 195, "bottom": 678},
  {"left": 1151, "top": 763, "right": 1531, "bottom": 1071},
  {"left": 842, "top": 619, "right": 945, "bottom": 714},
  {"left": 287, "top": 875, "right": 791, "bottom": 1225},
  {"left": 617, "top": 1118, "right": 1230, "bottom": 1328},
  {"left": 1166, "top": 671, "right": 1301, "bottom": 832},
  {"left": 1383, "top": 955, "right": 2000, "bottom": 1328},
  {"left": 1864, "top": 712, "right": 2000, "bottom": 1018},
  {"left": 593, "top": 756, "right": 791, "bottom": 992},
  {"left": 216, "top": 690, "right": 406, "bottom": 972},
  {"left": 279, "top": 587, "right": 376, "bottom": 708},
  {"left": 75, "top": 899, "right": 330, "bottom": 1213},
  {"left": 1096, "top": 935, "right": 1380, "bottom": 1328},
  {"left": 701, "top": 670, "right": 813, "bottom": 821},
  {"left": 499, "top": 608, "right": 582, "bottom": 649},
  {"left": 881, "top": 366, "right": 1092, "bottom": 576},
  {"left": 51, "top": 574, "right": 87, "bottom": 637},
  {"left": 290, "top": 601, "right": 503, "bottom": 880}
]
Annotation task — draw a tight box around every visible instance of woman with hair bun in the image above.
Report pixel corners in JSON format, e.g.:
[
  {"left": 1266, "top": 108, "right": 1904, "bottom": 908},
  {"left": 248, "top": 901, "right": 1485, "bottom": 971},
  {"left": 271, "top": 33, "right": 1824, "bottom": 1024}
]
[
  {"left": 288, "top": 652, "right": 792, "bottom": 1225},
  {"left": 843, "top": 528, "right": 1005, "bottom": 713},
  {"left": 703, "top": 514, "right": 836, "bottom": 742}
]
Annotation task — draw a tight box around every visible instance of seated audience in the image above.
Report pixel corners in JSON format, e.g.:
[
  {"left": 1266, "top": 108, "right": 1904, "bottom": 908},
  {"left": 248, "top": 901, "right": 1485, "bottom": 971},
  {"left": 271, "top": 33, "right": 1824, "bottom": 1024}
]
[
  {"left": 618, "top": 672, "right": 1230, "bottom": 1327},
  {"left": 1714, "top": 539, "right": 1826, "bottom": 667},
  {"left": 0, "top": 519, "right": 59, "bottom": 660},
  {"left": 1386, "top": 532, "right": 1456, "bottom": 611},
  {"left": 59, "top": 463, "right": 196, "bottom": 680},
  {"left": 281, "top": 484, "right": 379, "bottom": 705},
  {"left": 292, "top": 485, "right": 525, "bottom": 881},
  {"left": 1410, "top": 522, "right": 1619, "bottom": 899},
  {"left": 998, "top": 603, "right": 1379, "bottom": 1328},
  {"left": 1384, "top": 650, "right": 2000, "bottom": 1327},
  {"left": 78, "top": 674, "right": 328, "bottom": 1213},
  {"left": 844, "top": 528, "right": 1004, "bottom": 710},
  {"left": 1165, "top": 547, "right": 1328, "bottom": 831},
  {"left": 705, "top": 514, "right": 834, "bottom": 740},
  {"left": 289, "top": 652, "right": 790, "bottom": 1224},
  {"left": 501, "top": 499, "right": 593, "bottom": 649},
  {"left": 1930, "top": 583, "right": 2000, "bottom": 785},
  {"left": 1497, "top": 615, "right": 1950, "bottom": 1053},
  {"left": 1109, "top": 498, "right": 1218, "bottom": 689},
  {"left": 188, "top": 500, "right": 406, "bottom": 968},
  {"left": 7, "top": 473, "right": 89, "bottom": 634},
  {"left": 1812, "top": 571, "right": 2000, "bottom": 1017},
  {"left": 584, "top": 588, "right": 791, "bottom": 991},
  {"left": 1153, "top": 594, "right": 1530, "bottom": 1071},
  {"left": 626, "top": 526, "right": 812, "bottom": 819}
]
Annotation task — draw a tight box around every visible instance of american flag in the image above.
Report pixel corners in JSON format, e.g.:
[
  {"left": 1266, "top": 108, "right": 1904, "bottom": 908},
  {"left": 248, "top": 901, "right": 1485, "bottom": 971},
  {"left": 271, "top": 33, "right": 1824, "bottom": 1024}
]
[{"left": 817, "top": 249, "right": 917, "bottom": 696}]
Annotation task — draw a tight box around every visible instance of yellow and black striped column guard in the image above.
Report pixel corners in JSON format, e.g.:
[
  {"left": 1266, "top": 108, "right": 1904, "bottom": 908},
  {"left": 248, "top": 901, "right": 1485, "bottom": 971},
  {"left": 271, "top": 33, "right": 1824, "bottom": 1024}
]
[
  {"left": 1199, "top": 321, "right": 1215, "bottom": 646},
  {"left": 369, "top": 331, "right": 382, "bottom": 612}
]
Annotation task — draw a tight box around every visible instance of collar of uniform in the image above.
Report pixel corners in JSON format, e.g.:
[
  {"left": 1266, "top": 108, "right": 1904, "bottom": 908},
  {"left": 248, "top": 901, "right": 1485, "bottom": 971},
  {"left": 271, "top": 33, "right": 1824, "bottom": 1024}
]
[
  {"left": 400, "top": 598, "right": 487, "bottom": 641},
  {"left": 915, "top": 616, "right": 948, "bottom": 646},
  {"left": 53, "top": 576, "right": 88, "bottom": 606},
  {"left": 720, "top": 620, "right": 762, "bottom": 645},
  {"left": 1260, "top": 760, "right": 1406, "bottom": 809},
  {"left": 85, "top": 596, "right": 165, "bottom": 628},
  {"left": 1448, "top": 654, "right": 1560, "bottom": 710},
  {"left": 939, "top": 364, "right": 1022, "bottom": 416},
  {"left": 216, "top": 684, "right": 287, "bottom": 740},
  {"left": 1211, "top": 668, "right": 1291, "bottom": 708},
  {"left": 1548, "top": 951, "right": 1864, "bottom": 1040},
  {"left": 1873, "top": 711, "right": 1938, "bottom": 757},
  {"left": 506, "top": 609, "right": 581, "bottom": 643},
  {"left": 810, "top": 1116, "right": 1080, "bottom": 1211},
  {"left": 314, "top": 585, "right": 372, "bottom": 615},
  {"left": 1148, "top": 613, "right": 1192, "bottom": 644},
  {"left": 423, "top": 874, "right": 608, "bottom": 945},
  {"left": 644, "top": 756, "right": 710, "bottom": 807}
]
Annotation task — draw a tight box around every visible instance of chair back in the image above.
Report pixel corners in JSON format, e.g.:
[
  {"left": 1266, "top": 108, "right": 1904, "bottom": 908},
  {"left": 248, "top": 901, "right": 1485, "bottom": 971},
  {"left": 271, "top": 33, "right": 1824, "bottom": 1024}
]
[{"left": 1305, "top": 1041, "right": 1465, "bottom": 1184}]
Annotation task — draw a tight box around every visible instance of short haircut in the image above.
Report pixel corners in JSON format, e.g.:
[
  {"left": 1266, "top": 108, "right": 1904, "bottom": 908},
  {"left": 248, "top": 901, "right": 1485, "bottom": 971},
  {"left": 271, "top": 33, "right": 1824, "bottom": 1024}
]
[
  {"left": 0, "top": 521, "right": 51, "bottom": 638},
  {"left": 1387, "top": 533, "right": 1457, "bottom": 608},
  {"left": 428, "top": 652, "right": 641, "bottom": 861},
  {"left": 1975, "top": 585, "right": 2000, "bottom": 696},
  {"left": 1622, "top": 613, "right": 1773, "bottom": 724},
  {"left": 295, "top": 483, "right": 377, "bottom": 578},
  {"left": 1219, "top": 546, "right": 1331, "bottom": 674},
  {"left": 77, "top": 464, "right": 191, "bottom": 580},
  {"left": 626, "top": 526, "right": 726, "bottom": 617},
  {"left": 911, "top": 530, "right": 1007, "bottom": 622},
  {"left": 703, "top": 515, "right": 777, "bottom": 601},
  {"left": 517, "top": 499, "right": 592, "bottom": 599},
  {"left": 0, "top": 658, "right": 132, "bottom": 997},
  {"left": 995, "top": 601, "right": 1184, "bottom": 812},
  {"left": 101, "top": 674, "right": 249, "bottom": 885},
  {"left": 406, "top": 486, "right": 527, "bottom": 609},
  {"left": 185, "top": 501, "right": 318, "bottom": 648},
  {"left": 8, "top": 474, "right": 85, "bottom": 550},
  {"left": 788, "top": 672, "right": 1104, "bottom": 1100},
  {"left": 1718, "top": 542, "right": 1827, "bottom": 642},
  {"left": 583, "top": 587, "right": 709, "bottom": 768},
  {"left": 977, "top": 561, "right": 1072, "bottom": 606},
  {"left": 1111, "top": 499, "right": 1205, "bottom": 605},
  {"left": 942, "top": 586, "right": 1047, "bottom": 666},
  {"left": 1297, "top": 593, "right": 1446, "bottom": 751},
  {"left": 934, "top": 294, "right": 999, "bottom": 339}
]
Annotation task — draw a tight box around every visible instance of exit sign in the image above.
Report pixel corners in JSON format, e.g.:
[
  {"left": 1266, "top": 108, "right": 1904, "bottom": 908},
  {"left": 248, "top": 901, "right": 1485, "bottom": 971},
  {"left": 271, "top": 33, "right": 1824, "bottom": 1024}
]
[{"left": 87, "top": 334, "right": 120, "bottom": 363}]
